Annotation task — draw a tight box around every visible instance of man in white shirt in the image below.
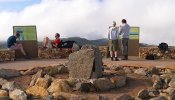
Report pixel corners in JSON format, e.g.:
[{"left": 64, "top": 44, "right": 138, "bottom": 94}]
[
  {"left": 108, "top": 21, "right": 120, "bottom": 61},
  {"left": 119, "top": 19, "right": 130, "bottom": 60}
]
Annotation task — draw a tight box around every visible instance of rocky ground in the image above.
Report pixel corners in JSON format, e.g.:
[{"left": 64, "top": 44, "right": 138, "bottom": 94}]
[
  {"left": 1, "top": 44, "right": 175, "bottom": 100},
  {"left": 1, "top": 57, "right": 175, "bottom": 70},
  {"left": 0, "top": 58, "right": 175, "bottom": 100}
]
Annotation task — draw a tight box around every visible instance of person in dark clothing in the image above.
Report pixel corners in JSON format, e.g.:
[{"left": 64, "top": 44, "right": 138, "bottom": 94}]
[{"left": 7, "top": 32, "right": 30, "bottom": 59}]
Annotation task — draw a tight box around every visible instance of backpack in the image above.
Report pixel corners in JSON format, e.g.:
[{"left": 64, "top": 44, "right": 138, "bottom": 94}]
[
  {"left": 59, "top": 41, "right": 76, "bottom": 48},
  {"left": 158, "top": 42, "right": 168, "bottom": 52},
  {"left": 145, "top": 54, "right": 155, "bottom": 60}
]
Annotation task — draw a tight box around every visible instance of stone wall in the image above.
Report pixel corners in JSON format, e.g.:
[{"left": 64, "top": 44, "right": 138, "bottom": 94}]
[
  {"left": 38, "top": 48, "right": 71, "bottom": 59},
  {"left": 0, "top": 48, "right": 71, "bottom": 62},
  {"left": 0, "top": 49, "right": 15, "bottom": 62},
  {"left": 139, "top": 47, "right": 175, "bottom": 59},
  {"left": 1, "top": 47, "right": 175, "bottom": 61}
]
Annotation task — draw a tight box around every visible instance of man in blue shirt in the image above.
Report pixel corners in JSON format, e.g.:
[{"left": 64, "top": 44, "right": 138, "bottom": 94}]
[
  {"left": 7, "top": 32, "right": 30, "bottom": 59},
  {"left": 119, "top": 19, "right": 130, "bottom": 60}
]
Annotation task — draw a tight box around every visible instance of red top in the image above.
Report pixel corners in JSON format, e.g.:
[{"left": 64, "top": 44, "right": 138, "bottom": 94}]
[{"left": 52, "top": 38, "right": 61, "bottom": 45}]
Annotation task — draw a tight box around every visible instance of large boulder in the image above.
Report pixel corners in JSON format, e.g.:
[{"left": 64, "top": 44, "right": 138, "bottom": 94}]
[
  {"left": 0, "top": 69, "right": 20, "bottom": 79},
  {"left": 110, "top": 75, "right": 126, "bottom": 88},
  {"left": 134, "top": 68, "right": 148, "bottom": 76},
  {"left": 43, "top": 66, "right": 58, "bottom": 76},
  {"left": 2, "top": 81, "right": 19, "bottom": 91},
  {"left": 67, "top": 78, "right": 78, "bottom": 87},
  {"left": 35, "top": 77, "right": 51, "bottom": 89},
  {"left": 109, "top": 65, "right": 124, "bottom": 71},
  {"left": 68, "top": 45, "right": 103, "bottom": 79},
  {"left": 9, "top": 89, "right": 27, "bottom": 100},
  {"left": 153, "top": 77, "right": 164, "bottom": 89},
  {"left": 149, "top": 67, "right": 160, "bottom": 75},
  {"left": 57, "top": 65, "right": 69, "bottom": 74},
  {"left": 0, "top": 90, "right": 8, "bottom": 97},
  {"left": 169, "top": 80, "right": 175, "bottom": 88},
  {"left": 30, "top": 70, "right": 43, "bottom": 86},
  {"left": 123, "top": 67, "right": 133, "bottom": 74},
  {"left": 137, "top": 89, "right": 149, "bottom": 99},
  {"left": 164, "top": 87, "right": 175, "bottom": 97},
  {"left": 48, "top": 79, "right": 71, "bottom": 93},
  {"left": 0, "top": 78, "right": 8, "bottom": 86},
  {"left": 26, "top": 86, "right": 49, "bottom": 97},
  {"left": 91, "top": 78, "right": 115, "bottom": 91},
  {"left": 74, "top": 82, "right": 96, "bottom": 92},
  {"left": 148, "top": 89, "right": 159, "bottom": 97}
]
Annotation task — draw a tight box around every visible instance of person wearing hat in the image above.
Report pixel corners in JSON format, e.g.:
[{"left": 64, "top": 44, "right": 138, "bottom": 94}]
[
  {"left": 7, "top": 32, "right": 30, "bottom": 59},
  {"left": 108, "top": 21, "right": 120, "bottom": 61}
]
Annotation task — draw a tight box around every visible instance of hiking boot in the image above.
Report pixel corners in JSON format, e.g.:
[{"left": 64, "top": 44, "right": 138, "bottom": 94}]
[
  {"left": 122, "top": 55, "right": 128, "bottom": 60},
  {"left": 114, "top": 57, "right": 119, "bottom": 61},
  {"left": 122, "top": 58, "right": 128, "bottom": 60},
  {"left": 111, "top": 57, "right": 113, "bottom": 61},
  {"left": 24, "top": 55, "right": 31, "bottom": 59}
]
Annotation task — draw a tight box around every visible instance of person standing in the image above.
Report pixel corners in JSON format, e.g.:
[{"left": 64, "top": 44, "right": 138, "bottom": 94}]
[
  {"left": 108, "top": 21, "right": 120, "bottom": 61},
  {"left": 119, "top": 19, "right": 130, "bottom": 60},
  {"left": 7, "top": 32, "right": 30, "bottom": 59}
]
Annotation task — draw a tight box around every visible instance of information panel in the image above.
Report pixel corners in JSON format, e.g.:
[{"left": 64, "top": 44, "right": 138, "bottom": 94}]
[
  {"left": 129, "top": 27, "right": 139, "bottom": 39},
  {"left": 13, "top": 26, "right": 37, "bottom": 40}
]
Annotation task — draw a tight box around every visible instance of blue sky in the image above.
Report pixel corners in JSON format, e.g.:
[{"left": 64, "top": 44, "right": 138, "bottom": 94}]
[{"left": 0, "top": 0, "right": 41, "bottom": 11}]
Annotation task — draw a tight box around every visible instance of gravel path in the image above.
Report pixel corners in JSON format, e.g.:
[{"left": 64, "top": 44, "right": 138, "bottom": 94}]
[
  {"left": 0, "top": 59, "right": 68, "bottom": 70},
  {"left": 0, "top": 57, "right": 175, "bottom": 70}
]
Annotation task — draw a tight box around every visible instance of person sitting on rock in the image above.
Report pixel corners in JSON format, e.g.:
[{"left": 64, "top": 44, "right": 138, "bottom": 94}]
[
  {"left": 51, "top": 33, "right": 61, "bottom": 48},
  {"left": 42, "top": 33, "right": 61, "bottom": 48},
  {"left": 7, "top": 32, "right": 31, "bottom": 59},
  {"left": 42, "top": 36, "right": 50, "bottom": 48}
]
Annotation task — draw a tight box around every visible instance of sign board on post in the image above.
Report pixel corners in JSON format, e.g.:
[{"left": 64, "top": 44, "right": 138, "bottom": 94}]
[
  {"left": 118, "top": 27, "right": 140, "bottom": 56},
  {"left": 128, "top": 27, "right": 140, "bottom": 56},
  {"left": 13, "top": 26, "right": 38, "bottom": 58}
]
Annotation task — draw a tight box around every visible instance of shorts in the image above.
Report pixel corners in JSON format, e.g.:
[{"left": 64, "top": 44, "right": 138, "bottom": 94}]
[
  {"left": 108, "top": 40, "right": 119, "bottom": 51},
  {"left": 9, "top": 44, "right": 21, "bottom": 50}
]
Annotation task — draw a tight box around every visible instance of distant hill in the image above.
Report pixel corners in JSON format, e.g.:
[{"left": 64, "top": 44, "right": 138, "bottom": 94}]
[
  {"left": 61, "top": 37, "right": 94, "bottom": 46},
  {"left": 0, "top": 41, "right": 7, "bottom": 49},
  {"left": 61, "top": 37, "right": 108, "bottom": 46},
  {"left": 91, "top": 38, "right": 108, "bottom": 46}
]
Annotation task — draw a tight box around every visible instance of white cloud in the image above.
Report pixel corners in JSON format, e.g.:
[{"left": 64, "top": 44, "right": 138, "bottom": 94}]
[{"left": 0, "top": 0, "right": 175, "bottom": 46}]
